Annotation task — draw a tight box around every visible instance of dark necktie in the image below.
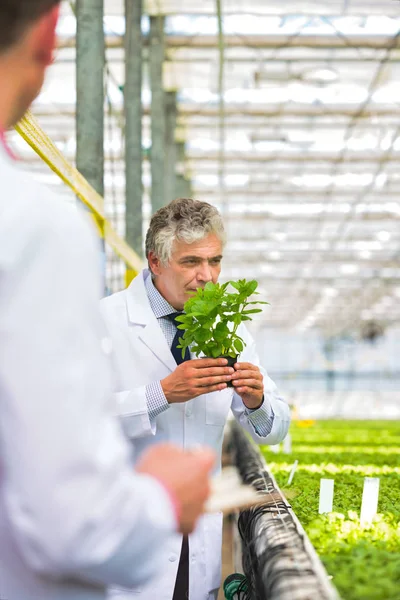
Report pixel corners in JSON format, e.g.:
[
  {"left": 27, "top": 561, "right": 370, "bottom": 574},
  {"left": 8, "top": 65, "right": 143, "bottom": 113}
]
[
  {"left": 165, "top": 312, "right": 190, "bottom": 599},
  {"left": 166, "top": 312, "right": 190, "bottom": 365}
]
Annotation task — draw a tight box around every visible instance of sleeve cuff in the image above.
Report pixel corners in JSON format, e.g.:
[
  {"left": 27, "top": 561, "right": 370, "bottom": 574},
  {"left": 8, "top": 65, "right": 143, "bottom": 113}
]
[
  {"left": 146, "top": 381, "right": 170, "bottom": 422},
  {"left": 246, "top": 397, "right": 275, "bottom": 436}
]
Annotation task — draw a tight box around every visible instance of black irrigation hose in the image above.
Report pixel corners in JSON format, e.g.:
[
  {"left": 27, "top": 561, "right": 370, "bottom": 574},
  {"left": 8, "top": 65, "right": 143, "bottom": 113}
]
[{"left": 230, "top": 423, "right": 333, "bottom": 600}]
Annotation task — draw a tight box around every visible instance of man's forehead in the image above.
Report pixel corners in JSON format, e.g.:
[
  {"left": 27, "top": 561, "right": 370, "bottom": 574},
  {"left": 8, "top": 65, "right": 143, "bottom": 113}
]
[{"left": 172, "top": 235, "right": 223, "bottom": 258}]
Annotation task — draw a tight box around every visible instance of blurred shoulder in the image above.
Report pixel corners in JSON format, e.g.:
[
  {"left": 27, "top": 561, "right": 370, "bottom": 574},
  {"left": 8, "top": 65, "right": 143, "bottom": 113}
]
[{"left": 0, "top": 158, "right": 99, "bottom": 258}]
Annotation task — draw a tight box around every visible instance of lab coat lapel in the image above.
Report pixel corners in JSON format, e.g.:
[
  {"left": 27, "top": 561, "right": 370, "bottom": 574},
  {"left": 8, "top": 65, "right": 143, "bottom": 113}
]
[{"left": 125, "top": 270, "right": 177, "bottom": 373}]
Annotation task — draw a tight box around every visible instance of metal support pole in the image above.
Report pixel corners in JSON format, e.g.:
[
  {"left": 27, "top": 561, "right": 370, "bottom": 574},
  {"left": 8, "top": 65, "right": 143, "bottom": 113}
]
[
  {"left": 174, "top": 140, "right": 192, "bottom": 198},
  {"left": 165, "top": 90, "right": 178, "bottom": 204},
  {"left": 175, "top": 174, "right": 192, "bottom": 198},
  {"left": 76, "top": 0, "right": 105, "bottom": 196},
  {"left": 216, "top": 0, "right": 226, "bottom": 213},
  {"left": 149, "top": 15, "right": 166, "bottom": 212},
  {"left": 125, "top": 0, "right": 143, "bottom": 260},
  {"left": 76, "top": 0, "right": 105, "bottom": 292}
]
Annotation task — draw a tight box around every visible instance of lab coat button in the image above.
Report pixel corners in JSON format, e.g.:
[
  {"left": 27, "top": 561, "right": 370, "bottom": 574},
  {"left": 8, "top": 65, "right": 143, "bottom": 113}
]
[
  {"left": 169, "top": 554, "right": 177, "bottom": 562},
  {"left": 186, "top": 406, "right": 192, "bottom": 417}
]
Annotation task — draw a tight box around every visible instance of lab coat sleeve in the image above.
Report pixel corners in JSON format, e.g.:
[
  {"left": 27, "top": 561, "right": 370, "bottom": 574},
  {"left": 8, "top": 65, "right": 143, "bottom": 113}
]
[
  {"left": 0, "top": 199, "right": 176, "bottom": 588},
  {"left": 98, "top": 302, "right": 170, "bottom": 440},
  {"left": 230, "top": 325, "right": 291, "bottom": 445},
  {"left": 113, "top": 381, "right": 169, "bottom": 439}
]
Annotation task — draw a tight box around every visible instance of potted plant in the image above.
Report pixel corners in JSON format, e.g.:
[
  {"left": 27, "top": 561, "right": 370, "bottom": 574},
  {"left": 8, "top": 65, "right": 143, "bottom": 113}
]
[{"left": 175, "top": 279, "right": 268, "bottom": 385}]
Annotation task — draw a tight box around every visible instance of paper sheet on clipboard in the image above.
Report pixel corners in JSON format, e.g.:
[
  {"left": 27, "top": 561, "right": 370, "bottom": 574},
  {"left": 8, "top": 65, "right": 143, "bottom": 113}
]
[{"left": 205, "top": 467, "right": 265, "bottom": 514}]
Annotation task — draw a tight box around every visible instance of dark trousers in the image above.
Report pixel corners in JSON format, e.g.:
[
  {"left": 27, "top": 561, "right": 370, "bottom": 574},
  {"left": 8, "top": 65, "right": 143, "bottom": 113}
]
[{"left": 172, "top": 535, "right": 189, "bottom": 600}]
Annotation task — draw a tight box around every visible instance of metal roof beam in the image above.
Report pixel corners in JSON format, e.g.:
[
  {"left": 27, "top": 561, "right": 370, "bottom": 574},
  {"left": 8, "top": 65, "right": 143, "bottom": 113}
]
[
  {"left": 20, "top": 149, "right": 400, "bottom": 163},
  {"left": 143, "top": 1, "right": 400, "bottom": 17},
  {"left": 228, "top": 257, "right": 400, "bottom": 266},
  {"left": 56, "top": 46, "right": 400, "bottom": 64},
  {"left": 209, "top": 213, "right": 398, "bottom": 222},
  {"left": 30, "top": 103, "right": 400, "bottom": 118},
  {"left": 220, "top": 272, "right": 400, "bottom": 282},
  {"left": 166, "top": 54, "right": 400, "bottom": 64},
  {"left": 22, "top": 161, "right": 400, "bottom": 176},
  {"left": 193, "top": 188, "right": 400, "bottom": 196},
  {"left": 187, "top": 150, "right": 400, "bottom": 161},
  {"left": 58, "top": 33, "right": 400, "bottom": 51}
]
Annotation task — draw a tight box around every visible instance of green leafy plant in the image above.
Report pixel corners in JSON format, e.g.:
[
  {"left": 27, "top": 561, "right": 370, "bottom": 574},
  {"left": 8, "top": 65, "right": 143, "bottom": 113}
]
[
  {"left": 175, "top": 279, "right": 268, "bottom": 359},
  {"left": 263, "top": 420, "right": 400, "bottom": 600}
]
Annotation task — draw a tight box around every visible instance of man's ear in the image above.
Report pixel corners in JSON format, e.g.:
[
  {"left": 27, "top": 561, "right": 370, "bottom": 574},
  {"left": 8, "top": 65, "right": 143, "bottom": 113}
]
[
  {"left": 148, "top": 252, "right": 161, "bottom": 275},
  {"left": 31, "top": 5, "right": 60, "bottom": 66}
]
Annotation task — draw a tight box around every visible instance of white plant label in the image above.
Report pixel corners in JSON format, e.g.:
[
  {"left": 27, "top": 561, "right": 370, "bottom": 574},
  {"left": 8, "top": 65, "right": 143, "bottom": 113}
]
[
  {"left": 318, "top": 479, "right": 334, "bottom": 514},
  {"left": 283, "top": 433, "right": 292, "bottom": 454},
  {"left": 287, "top": 460, "right": 298, "bottom": 486},
  {"left": 360, "top": 477, "right": 380, "bottom": 525}
]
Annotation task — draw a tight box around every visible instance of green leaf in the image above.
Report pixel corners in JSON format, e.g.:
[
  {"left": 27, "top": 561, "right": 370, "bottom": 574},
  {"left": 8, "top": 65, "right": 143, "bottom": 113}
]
[
  {"left": 195, "top": 328, "right": 212, "bottom": 343},
  {"left": 233, "top": 314, "right": 242, "bottom": 326},
  {"left": 210, "top": 344, "right": 222, "bottom": 358},
  {"left": 215, "top": 322, "right": 230, "bottom": 334},
  {"left": 204, "top": 281, "right": 215, "bottom": 292},
  {"left": 233, "top": 338, "right": 244, "bottom": 353},
  {"left": 229, "top": 281, "right": 241, "bottom": 291},
  {"left": 175, "top": 314, "right": 190, "bottom": 323},
  {"left": 242, "top": 280, "right": 257, "bottom": 296},
  {"left": 242, "top": 309, "right": 262, "bottom": 314},
  {"left": 214, "top": 328, "right": 229, "bottom": 343}
]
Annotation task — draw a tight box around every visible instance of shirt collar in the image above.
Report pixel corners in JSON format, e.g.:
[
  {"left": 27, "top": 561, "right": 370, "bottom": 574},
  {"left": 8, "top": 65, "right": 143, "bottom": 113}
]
[{"left": 145, "top": 271, "right": 176, "bottom": 319}]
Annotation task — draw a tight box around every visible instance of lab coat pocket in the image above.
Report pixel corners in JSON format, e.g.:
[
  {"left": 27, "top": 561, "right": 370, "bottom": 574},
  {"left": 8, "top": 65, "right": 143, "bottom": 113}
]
[
  {"left": 204, "top": 512, "right": 223, "bottom": 591},
  {"left": 205, "top": 389, "right": 233, "bottom": 426}
]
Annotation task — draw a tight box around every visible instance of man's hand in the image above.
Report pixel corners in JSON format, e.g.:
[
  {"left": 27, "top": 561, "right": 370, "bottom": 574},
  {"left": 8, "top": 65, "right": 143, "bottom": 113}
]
[
  {"left": 230, "top": 362, "right": 264, "bottom": 409},
  {"left": 161, "top": 358, "right": 234, "bottom": 404},
  {"left": 136, "top": 444, "right": 215, "bottom": 535}
]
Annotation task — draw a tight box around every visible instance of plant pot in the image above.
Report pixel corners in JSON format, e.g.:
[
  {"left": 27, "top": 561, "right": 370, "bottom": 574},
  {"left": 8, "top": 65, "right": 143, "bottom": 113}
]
[
  {"left": 203, "top": 355, "right": 238, "bottom": 387},
  {"left": 221, "top": 355, "right": 237, "bottom": 388}
]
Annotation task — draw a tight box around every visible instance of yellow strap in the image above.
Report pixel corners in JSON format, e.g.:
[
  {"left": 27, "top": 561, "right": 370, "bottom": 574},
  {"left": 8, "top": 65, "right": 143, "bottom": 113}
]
[{"left": 15, "top": 111, "right": 142, "bottom": 275}]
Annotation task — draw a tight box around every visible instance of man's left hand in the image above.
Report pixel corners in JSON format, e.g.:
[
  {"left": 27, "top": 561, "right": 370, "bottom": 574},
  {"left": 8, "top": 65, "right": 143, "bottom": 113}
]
[{"left": 231, "top": 362, "right": 264, "bottom": 409}]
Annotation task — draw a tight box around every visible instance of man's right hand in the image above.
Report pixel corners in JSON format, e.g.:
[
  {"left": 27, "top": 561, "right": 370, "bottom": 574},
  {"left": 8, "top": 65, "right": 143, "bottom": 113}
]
[
  {"left": 136, "top": 444, "right": 215, "bottom": 535},
  {"left": 161, "top": 358, "right": 234, "bottom": 404}
]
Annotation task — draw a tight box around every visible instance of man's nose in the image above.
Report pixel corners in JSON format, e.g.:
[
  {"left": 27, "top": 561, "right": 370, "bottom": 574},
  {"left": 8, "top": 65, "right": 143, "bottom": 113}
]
[{"left": 197, "top": 262, "right": 212, "bottom": 282}]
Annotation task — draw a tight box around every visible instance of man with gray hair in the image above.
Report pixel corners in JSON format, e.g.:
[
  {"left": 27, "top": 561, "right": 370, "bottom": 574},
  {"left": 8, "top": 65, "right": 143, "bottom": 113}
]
[{"left": 101, "top": 197, "right": 290, "bottom": 600}]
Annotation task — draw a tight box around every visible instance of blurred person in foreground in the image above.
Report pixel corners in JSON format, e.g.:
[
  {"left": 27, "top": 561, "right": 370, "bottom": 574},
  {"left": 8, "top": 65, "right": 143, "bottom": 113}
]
[
  {"left": 0, "top": 2, "right": 215, "bottom": 600},
  {"left": 101, "top": 198, "right": 291, "bottom": 600}
]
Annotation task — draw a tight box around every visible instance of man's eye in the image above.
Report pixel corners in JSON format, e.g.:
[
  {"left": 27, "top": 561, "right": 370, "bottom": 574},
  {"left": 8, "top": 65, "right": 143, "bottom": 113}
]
[{"left": 210, "top": 259, "right": 221, "bottom": 265}]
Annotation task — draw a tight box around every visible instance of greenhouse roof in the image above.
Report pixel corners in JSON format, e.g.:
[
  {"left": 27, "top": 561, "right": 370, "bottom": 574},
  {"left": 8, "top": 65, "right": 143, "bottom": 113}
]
[{"left": 9, "top": 0, "right": 400, "bottom": 335}]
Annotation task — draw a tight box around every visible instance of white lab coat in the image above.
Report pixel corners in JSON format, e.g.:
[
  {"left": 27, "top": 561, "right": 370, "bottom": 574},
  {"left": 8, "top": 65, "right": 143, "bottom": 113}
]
[
  {"left": 101, "top": 269, "right": 291, "bottom": 600},
  {"left": 0, "top": 146, "right": 177, "bottom": 600}
]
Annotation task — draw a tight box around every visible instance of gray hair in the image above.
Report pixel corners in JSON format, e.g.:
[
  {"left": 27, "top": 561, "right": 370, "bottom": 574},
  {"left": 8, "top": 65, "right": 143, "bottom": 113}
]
[{"left": 145, "top": 198, "right": 226, "bottom": 267}]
